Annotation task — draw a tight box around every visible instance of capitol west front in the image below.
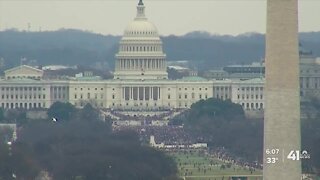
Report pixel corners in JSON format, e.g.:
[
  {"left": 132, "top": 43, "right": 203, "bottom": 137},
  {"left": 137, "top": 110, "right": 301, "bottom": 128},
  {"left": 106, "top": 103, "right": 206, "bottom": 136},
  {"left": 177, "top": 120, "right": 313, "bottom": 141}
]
[{"left": 0, "top": 0, "right": 265, "bottom": 113}]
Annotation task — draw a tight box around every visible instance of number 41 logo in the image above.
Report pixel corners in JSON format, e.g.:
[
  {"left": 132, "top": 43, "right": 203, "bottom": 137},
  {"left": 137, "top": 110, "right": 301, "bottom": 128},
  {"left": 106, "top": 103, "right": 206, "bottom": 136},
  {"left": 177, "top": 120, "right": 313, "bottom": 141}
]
[{"left": 287, "top": 150, "right": 300, "bottom": 161}]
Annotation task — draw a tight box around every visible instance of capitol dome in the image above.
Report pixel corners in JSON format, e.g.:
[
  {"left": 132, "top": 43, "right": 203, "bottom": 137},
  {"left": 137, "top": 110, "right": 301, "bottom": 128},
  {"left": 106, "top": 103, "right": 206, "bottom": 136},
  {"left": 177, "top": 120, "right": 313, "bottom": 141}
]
[
  {"left": 124, "top": 21, "right": 159, "bottom": 37},
  {"left": 114, "top": 0, "right": 168, "bottom": 80},
  {"left": 123, "top": 0, "right": 159, "bottom": 38}
]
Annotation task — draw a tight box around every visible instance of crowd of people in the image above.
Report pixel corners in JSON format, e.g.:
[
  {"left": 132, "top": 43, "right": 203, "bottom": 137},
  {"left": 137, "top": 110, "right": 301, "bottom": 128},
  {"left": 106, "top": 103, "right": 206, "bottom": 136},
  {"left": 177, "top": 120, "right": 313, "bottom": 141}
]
[
  {"left": 109, "top": 110, "right": 171, "bottom": 121},
  {"left": 169, "top": 150, "right": 262, "bottom": 180},
  {"left": 209, "top": 147, "right": 262, "bottom": 170},
  {"left": 114, "top": 125, "right": 199, "bottom": 145},
  {"left": 110, "top": 107, "right": 263, "bottom": 174},
  {"left": 114, "top": 124, "right": 262, "bottom": 174},
  {"left": 106, "top": 108, "right": 186, "bottom": 121}
]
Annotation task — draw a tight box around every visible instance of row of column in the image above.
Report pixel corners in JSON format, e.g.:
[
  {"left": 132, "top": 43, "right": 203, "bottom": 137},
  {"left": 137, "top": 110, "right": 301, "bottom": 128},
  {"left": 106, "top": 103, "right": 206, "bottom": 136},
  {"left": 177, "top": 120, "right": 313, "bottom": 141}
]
[
  {"left": 122, "top": 87, "right": 160, "bottom": 101},
  {"left": 300, "top": 77, "right": 320, "bottom": 88},
  {"left": 120, "top": 45, "right": 161, "bottom": 52},
  {"left": 117, "top": 59, "right": 165, "bottom": 70}
]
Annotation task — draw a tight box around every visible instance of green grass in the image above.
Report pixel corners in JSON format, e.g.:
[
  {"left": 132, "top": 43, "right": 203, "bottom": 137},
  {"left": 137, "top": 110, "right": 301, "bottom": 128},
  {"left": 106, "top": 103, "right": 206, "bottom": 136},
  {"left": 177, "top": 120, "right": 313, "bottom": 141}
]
[{"left": 168, "top": 151, "right": 262, "bottom": 180}]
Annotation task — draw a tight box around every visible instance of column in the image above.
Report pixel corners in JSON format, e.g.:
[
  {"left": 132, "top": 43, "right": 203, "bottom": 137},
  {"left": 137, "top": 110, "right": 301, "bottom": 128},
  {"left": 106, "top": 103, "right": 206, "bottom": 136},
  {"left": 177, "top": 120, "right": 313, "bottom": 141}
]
[
  {"left": 263, "top": 0, "right": 301, "bottom": 179},
  {"left": 143, "top": 87, "right": 145, "bottom": 100}
]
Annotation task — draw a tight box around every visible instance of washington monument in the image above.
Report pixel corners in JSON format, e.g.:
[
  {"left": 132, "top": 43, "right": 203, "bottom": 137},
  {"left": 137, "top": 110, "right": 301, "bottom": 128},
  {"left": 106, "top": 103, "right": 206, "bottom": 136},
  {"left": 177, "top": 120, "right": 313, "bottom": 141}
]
[{"left": 264, "top": 0, "right": 301, "bottom": 179}]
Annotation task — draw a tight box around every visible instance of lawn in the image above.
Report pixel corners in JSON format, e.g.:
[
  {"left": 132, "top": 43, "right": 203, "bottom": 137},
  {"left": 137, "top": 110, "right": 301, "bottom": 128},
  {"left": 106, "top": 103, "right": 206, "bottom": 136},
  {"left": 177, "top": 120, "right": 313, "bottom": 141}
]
[{"left": 168, "top": 151, "right": 262, "bottom": 180}]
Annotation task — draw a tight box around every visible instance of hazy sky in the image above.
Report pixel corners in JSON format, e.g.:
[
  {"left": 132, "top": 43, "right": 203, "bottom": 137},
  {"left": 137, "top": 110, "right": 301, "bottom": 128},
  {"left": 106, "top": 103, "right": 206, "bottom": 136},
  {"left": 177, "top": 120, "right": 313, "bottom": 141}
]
[{"left": 0, "top": 0, "right": 319, "bottom": 36}]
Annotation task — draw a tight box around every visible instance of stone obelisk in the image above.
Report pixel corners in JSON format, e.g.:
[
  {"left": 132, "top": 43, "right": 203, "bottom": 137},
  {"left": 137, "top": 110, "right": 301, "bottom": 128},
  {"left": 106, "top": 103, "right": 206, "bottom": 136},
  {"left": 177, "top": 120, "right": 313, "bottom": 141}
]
[{"left": 264, "top": 0, "right": 301, "bottom": 179}]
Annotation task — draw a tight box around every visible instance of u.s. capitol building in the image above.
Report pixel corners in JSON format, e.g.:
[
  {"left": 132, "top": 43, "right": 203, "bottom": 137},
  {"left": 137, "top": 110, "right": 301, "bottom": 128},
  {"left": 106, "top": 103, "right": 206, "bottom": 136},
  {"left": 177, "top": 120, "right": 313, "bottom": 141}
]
[{"left": 0, "top": 0, "right": 265, "bottom": 112}]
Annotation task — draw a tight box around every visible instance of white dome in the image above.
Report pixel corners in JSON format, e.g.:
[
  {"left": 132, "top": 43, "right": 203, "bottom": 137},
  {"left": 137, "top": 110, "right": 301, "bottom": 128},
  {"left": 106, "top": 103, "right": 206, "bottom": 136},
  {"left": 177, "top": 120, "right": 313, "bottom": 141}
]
[
  {"left": 114, "top": 0, "right": 168, "bottom": 80},
  {"left": 124, "top": 20, "right": 159, "bottom": 37},
  {"left": 122, "top": 1, "right": 159, "bottom": 37}
]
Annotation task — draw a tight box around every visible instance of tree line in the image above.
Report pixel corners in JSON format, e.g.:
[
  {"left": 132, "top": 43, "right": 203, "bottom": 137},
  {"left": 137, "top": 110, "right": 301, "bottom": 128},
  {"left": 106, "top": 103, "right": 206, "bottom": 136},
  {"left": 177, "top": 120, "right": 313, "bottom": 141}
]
[{"left": 0, "top": 102, "right": 180, "bottom": 180}]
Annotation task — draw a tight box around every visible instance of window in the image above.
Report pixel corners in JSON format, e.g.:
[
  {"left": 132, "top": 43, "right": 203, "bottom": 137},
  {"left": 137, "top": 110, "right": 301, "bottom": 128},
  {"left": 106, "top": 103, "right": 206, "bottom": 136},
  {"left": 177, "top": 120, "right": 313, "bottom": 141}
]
[
  {"left": 185, "top": 94, "right": 187, "bottom": 99},
  {"left": 168, "top": 95, "right": 171, "bottom": 99}
]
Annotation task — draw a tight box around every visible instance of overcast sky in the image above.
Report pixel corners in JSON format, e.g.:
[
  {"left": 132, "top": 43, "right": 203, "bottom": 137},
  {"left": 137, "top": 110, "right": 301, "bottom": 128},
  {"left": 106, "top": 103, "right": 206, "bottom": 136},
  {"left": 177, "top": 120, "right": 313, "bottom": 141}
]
[{"left": 0, "top": 0, "right": 319, "bottom": 36}]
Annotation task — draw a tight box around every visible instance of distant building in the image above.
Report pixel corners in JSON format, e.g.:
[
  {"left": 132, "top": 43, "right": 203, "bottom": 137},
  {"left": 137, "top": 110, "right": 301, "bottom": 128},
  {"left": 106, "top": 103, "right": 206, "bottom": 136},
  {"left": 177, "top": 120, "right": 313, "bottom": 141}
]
[
  {"left": 204, "top": 46, "right": 320, "bottom": 100},
  {"left": 299, "top": 54, "right": 320, "bottom": 98},
  {"left": 204, "top": 62, "right": 265, "bottom": 80},
  {"left": 4, "top": 65, "right": 43, "bottom": 80},
  {"left": 0, "top": 0, "right": 266, "bottom": 114}
]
